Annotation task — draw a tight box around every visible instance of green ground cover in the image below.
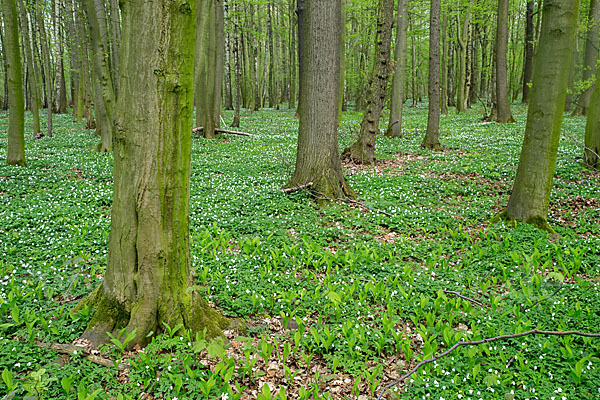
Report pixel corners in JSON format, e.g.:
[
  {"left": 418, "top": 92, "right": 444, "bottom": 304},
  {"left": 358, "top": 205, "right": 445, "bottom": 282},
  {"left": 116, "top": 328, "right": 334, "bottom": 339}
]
[{"left": 0, "top": 105, "right": 599, "bottom": 399}]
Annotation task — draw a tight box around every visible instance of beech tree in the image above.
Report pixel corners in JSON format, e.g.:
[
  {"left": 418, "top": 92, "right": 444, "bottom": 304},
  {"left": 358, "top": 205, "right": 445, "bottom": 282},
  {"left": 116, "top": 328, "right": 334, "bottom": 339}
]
[
  {"left": 572, "top": 0, "right": 600, "bottom": 116},
  {"left": 284, "top": 0, "right": 354, "bottom": 200},
  {"left": 497, "top": 0, "right": 580, "bottom": 232},
  {"left": 343, "top": 0, "right": 394, "bottom": 164},
  {"left": 77, "top": 0, "right": 228, "bottom": 348},
  {"left": 195, "top": 0, "right": 224, "bottom": 138},
  {"left": 584, "top": 72, "right": 600, "bottom": 169},
  {"left": 385, "top": 0, "right": 408, "bottom": 138},
  {"left": 2, "top": 0, "right": 25, "bottom": 166},
  {"left": 422, "top": 0, "right": 441, "bottom": 150},
  {"left": 494, "top": 0, "right": 515, "bottom": 122}
]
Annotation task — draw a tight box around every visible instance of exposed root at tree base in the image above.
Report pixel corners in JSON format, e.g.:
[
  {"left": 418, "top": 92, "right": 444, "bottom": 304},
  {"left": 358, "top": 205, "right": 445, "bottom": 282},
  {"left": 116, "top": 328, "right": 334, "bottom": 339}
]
[{"left": 492, "top": 209, "right": 557, "bottom": 234}]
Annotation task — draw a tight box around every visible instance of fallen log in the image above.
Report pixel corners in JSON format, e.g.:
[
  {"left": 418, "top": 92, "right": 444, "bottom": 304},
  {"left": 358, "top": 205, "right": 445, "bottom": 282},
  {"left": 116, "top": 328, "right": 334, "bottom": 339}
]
[{"left": 193, "top": 126, "right": 258, "bottom": 138}]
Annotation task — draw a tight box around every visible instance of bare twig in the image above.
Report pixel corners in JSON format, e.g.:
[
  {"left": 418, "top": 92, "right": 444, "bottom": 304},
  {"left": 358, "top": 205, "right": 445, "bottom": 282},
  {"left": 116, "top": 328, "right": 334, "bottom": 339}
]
[
  {"left": 376, "top": 329, "right": 600, "bottom": 399},
  {"left": 443, "top": 290, "right": 489, "bottom": 308},
  {"left": 35, "top": 341, "right": 131, "bottom": 370},
  {"left": 282, "top": 182, "right": 313, "bottom": 193},
  {"left": 192, "top": 126, "right": 259, "bottom": 138},
  {"left": 562, "top": 130, "right": 600, "bottom": 171}
]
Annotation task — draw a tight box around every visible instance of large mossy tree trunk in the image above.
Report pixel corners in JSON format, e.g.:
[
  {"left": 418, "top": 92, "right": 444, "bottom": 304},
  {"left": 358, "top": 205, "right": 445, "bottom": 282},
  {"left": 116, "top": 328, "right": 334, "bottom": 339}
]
[
  {"left": 494, "top": 0, "right": 515, "bottom": 123},
  {"left": 342, "top": 0, "right": 394, "bottom": 164},
  {"left": 584, "top": 72, "right": 600, "bottom": 169},
  {"left": 78, "top": 0, "right": 228, "bottom": 348},
  {"left": 572, "top": 0, "right": 600, "bottom": 116},
  {"left": 385, "top": 0, "right": 408, "bottom": 138},
  {"left": 422, "top": 0, "right": 441, "bottom": 151},
  {"left": 498, "top": 0, "right": 580, "bottom": 233},
  {"left": 284, "top": 0, "right": 354, "bottom": 201},
  {"left": 194, "top": 0, "right": 224, "bottom": 139},
  {"left": 2, "top": 0, "right": 25, "bottom": 166}
]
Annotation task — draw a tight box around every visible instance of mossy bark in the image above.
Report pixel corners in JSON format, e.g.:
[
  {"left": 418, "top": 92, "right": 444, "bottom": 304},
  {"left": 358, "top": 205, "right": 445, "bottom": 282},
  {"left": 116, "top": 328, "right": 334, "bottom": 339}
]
[
  {"left": 79, "top": 0, "right": 227, "bottom": 349},
  {"left": 499, "top": 0, "right": 580, "bottom": 232},
  {"left": 2, "top": 0, "right": 26, "bottom": 166},
  {"left": 285, "top": 0, "right": 354, "bottom": 201},
  {"left": 343, "top": 0, "right": 394, "bottom": 164}
]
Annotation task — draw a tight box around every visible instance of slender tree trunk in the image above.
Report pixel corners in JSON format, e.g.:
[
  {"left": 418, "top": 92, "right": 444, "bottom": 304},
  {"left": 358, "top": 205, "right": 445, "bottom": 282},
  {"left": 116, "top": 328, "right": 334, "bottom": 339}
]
[
  {"left": 2, "top": 0, "right": 25, "bottom": 166},
  {"left": 294, "top": 0, "right": 304, "bottom": 118},
  {"left": 410, "top": 16, "right": 417, "bottom": 107},
  {"left": 343, "top": 0, "right": 394, "bottom": 164},
  {"left": 83, "top": 0, "right": 116, "bottom": 152},
  {"left": 108, "top": 0, "right": 120, "bottom": 97},
  {"left": 223, "top": 5, "right": 233, "bottom": 110},
  {"left": 499, "top": 0, "right": 580, "bottom": 232},
  {"left": 469, "top": 24, "right": 478, "bottom": 106},
  {"left": 285, "top": 0, "right": 354, "bottom": 200},
  {"left": 36, "top": 4, "right": 53, "bottom": 137},
  {"left": 76, "top": 3, "right": 95, "bottom": 129},
  {"left": 78, "top": 0, "right": 228, "bottom": 349},
  {"left": 521, "top": 0, "right": 534, "bottom": 103},
  {"left": 267, "top": 0, "right": 278, "bottom": 108},
  {"left": 0, "top": 27, "right": 8, "bottom": 110},
  {"left": 584, "top": 71, "right": 600, "bottom": 169},
  {"left": 17, "top": 0, "right": 41, "bottom": 136},
  {"left": 385, "top": 0, "right": 408, "bottom": 137},
  {"left": 564, "top": 42, "right": 578, "bottom": 111},
  {"left": 65, "top": 0, "right": 80, "bottom": 115},
  {"left": 447, "top": 38, "right": 455, "bottom": 107},
  {"left": 422, "top": 0, "right": 441, "bottom": 150},
  {"left": 440, "top": 11, "right": 448, "bottom": 114},
  {"left": 572, "top": 0, "right": 600, "bottom": 116},
  {"left": 194, "top": 0, "right": 224, "bottom": 139},
  {"left": 52, "top": 0, "right": 67, "bottom": 113},
  {"left": 288, "top": 0, "right": 296, "bottom": 109},
  {"left": 231, "top": 0, "right": 242, "bottom": 127},
  {"left": 479, "top": 25, "right": 488, "bottom": 100},
  {"left": 456, "top": 9, "right": 470, "bottom": 113},
  {"left": 494, "top": 0, "right": 515, "bottom": 122}
]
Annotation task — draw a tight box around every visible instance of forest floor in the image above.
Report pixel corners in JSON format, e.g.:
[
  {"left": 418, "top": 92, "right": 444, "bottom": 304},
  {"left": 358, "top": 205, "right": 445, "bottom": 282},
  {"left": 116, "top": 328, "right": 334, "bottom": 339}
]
[{"left": 0, "top": 104, "right": 599, "bottom": 400}]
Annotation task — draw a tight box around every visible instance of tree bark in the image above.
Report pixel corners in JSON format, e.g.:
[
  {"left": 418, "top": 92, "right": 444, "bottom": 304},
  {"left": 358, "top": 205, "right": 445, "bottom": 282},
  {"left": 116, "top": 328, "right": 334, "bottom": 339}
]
[
  {"left": 107, "top": 0, "right": 120, "bottom": 97},
  {"left": 499, "top": 0, "right": 580, "bottom": 233},
  {"left": 194, "top": 0, "right": 224, "bottom": 138},
  {"left": 572, "top": 0, "right": 600, "bottom": 116},
  {"left": 294, "top": 0, "right": 304, "bottom": 118},
  {"left": 231, "top": 0, "right": 242, "bottom": 127},
  {"left": 422, "top": 0, "right": 441, "bottom": 151},
  {"left": 223, "top": 4, "right": 233, "bottom": 111},
  {"left": 288, "top": 0, "right": 296, "bottom": 109},
  {"left": 440, "top": 11, "right": 448, "bottom": 114},
  {"left": 36, "top": 3, "right": 53, "bottom": 137},
  {"left": 385, "top": 0, "right": 408, "bottom": 138},
  {"left": 78, "top": 0, "right": 228, "bottom": 349},
  {"left": 267, "top": 0, "right": 278, "bottom": 109},
  {"left": 2, "top": 0, "right": 26, "bottom": 166},
  {"left": 343, "top": 0, "right": 394, "bottom": 164},
  {"left": 82, "top": 0, "right": 117, "bottom": 152},
  {"left": 456, "top": 9, "right": 470, "bottom": 113},
  {"left": 521, "top": 0, "right": 534, "bottom": 103},
  {"left": 285, "top": 0, "right": 354, "bottom": 200},
  {"left": 584, "top": 72, "right": 600, "bottom": 169},
  {"left": 494, "top": 0, "right": 515, "bottom": 122},
  {"left": 17, "top": 0, "right": 41, "bottom": 136}
]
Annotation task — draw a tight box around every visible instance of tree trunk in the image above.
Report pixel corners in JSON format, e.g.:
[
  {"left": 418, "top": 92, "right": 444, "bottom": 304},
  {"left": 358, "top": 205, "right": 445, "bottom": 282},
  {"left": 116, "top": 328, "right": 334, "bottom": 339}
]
[
  {"left": 499, "top": 0, "right": 580, "bottom": 233},
  {"left": 0, "top": 27, "right": 8, "bottom": 110},
  {"left": 17, "top": 0, "right": 41, "bottom": 136},
  {"left": 294, "top": 0, "right": 304, "bottom": 118},
  {"left": 267, "top": 0, "right": 278, "bottom": 109},
  {"left": 285, "top": 0, "right": 354, "bottom": 200},
  {"left": 194, "top": 0, "right": 224, "bottom": 139},
  {"left": 422, "top": 0, "right": 441, "bottom": 151},
  {"left": 36, "top": 3, "right": 53, "bottom": 137},
  {"left": 82, "top": 0, "right": 116, "bottom": 152},
  {"left": 456, "top": 9, "right": 470, "bottom": 113},
  {"left": 342, "top": 0, "right": 394, "bottom": 164},
  {"left": 440, "top": 11, "right": 448, "bottom": 114},
  {"left": 231, "top": 0, "right": 242, "bottom": 127},
  {"left": 108, "top": 0, "right": 120, "bottom": 97},
  {"left": 65, "top": 0, "right": 80, "bottom": 115},
  {"left": 469, "top": 24, "right": 478, "bottom": 106},
  {"left": 494, "top": 0, "right": 515, "bottom": 122},
  {"left": 288, "top": 0, "right": 296, "bottom": 109},
  {"left": 521, "top": 0, "right": 534, "bottom": 103},
  {"left": 572, "top": 0, "right": 600, "bottom": 116},
  {"left": 223, "top": 5, "right": 233, "bottom": 111},
  {"left": 78, "top": 0, "right": 228, "bottom": 349},
  {"left": 584, "top": 72, "right": 600, "bottom": 169},
  {"left": 385, "top": 0, "right": 408, "bottom": 138},
  {"left": 75, "top": 3, "right": 95, "bottom": 129},
  {"left": 2, "top": 0, "right": 25, "bottom": 166}
]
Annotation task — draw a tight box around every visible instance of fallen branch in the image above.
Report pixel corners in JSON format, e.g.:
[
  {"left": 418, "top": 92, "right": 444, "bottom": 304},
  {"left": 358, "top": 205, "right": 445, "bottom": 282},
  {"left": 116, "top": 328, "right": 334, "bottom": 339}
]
[
  {"left": 36, "top": 341, "right": 131, "bottom": 370},
  {"left": 282, "top": 182, "right": 313, "bottom": 193},
  {"left": 192, "top": 126, "right": 258, "bottom": 138},
  {"left": 376, "top": 329, "right": 600, "bottom": 399},
  {"left": 443, "top": 290, "right": 489, "bottom": 308}
]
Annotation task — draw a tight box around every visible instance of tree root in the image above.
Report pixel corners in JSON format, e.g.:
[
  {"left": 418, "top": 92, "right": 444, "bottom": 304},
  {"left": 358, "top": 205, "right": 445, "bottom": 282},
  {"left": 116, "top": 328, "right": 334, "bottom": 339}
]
[{"left": 35, "top": 341, "right": 131, "bottom": 370}]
